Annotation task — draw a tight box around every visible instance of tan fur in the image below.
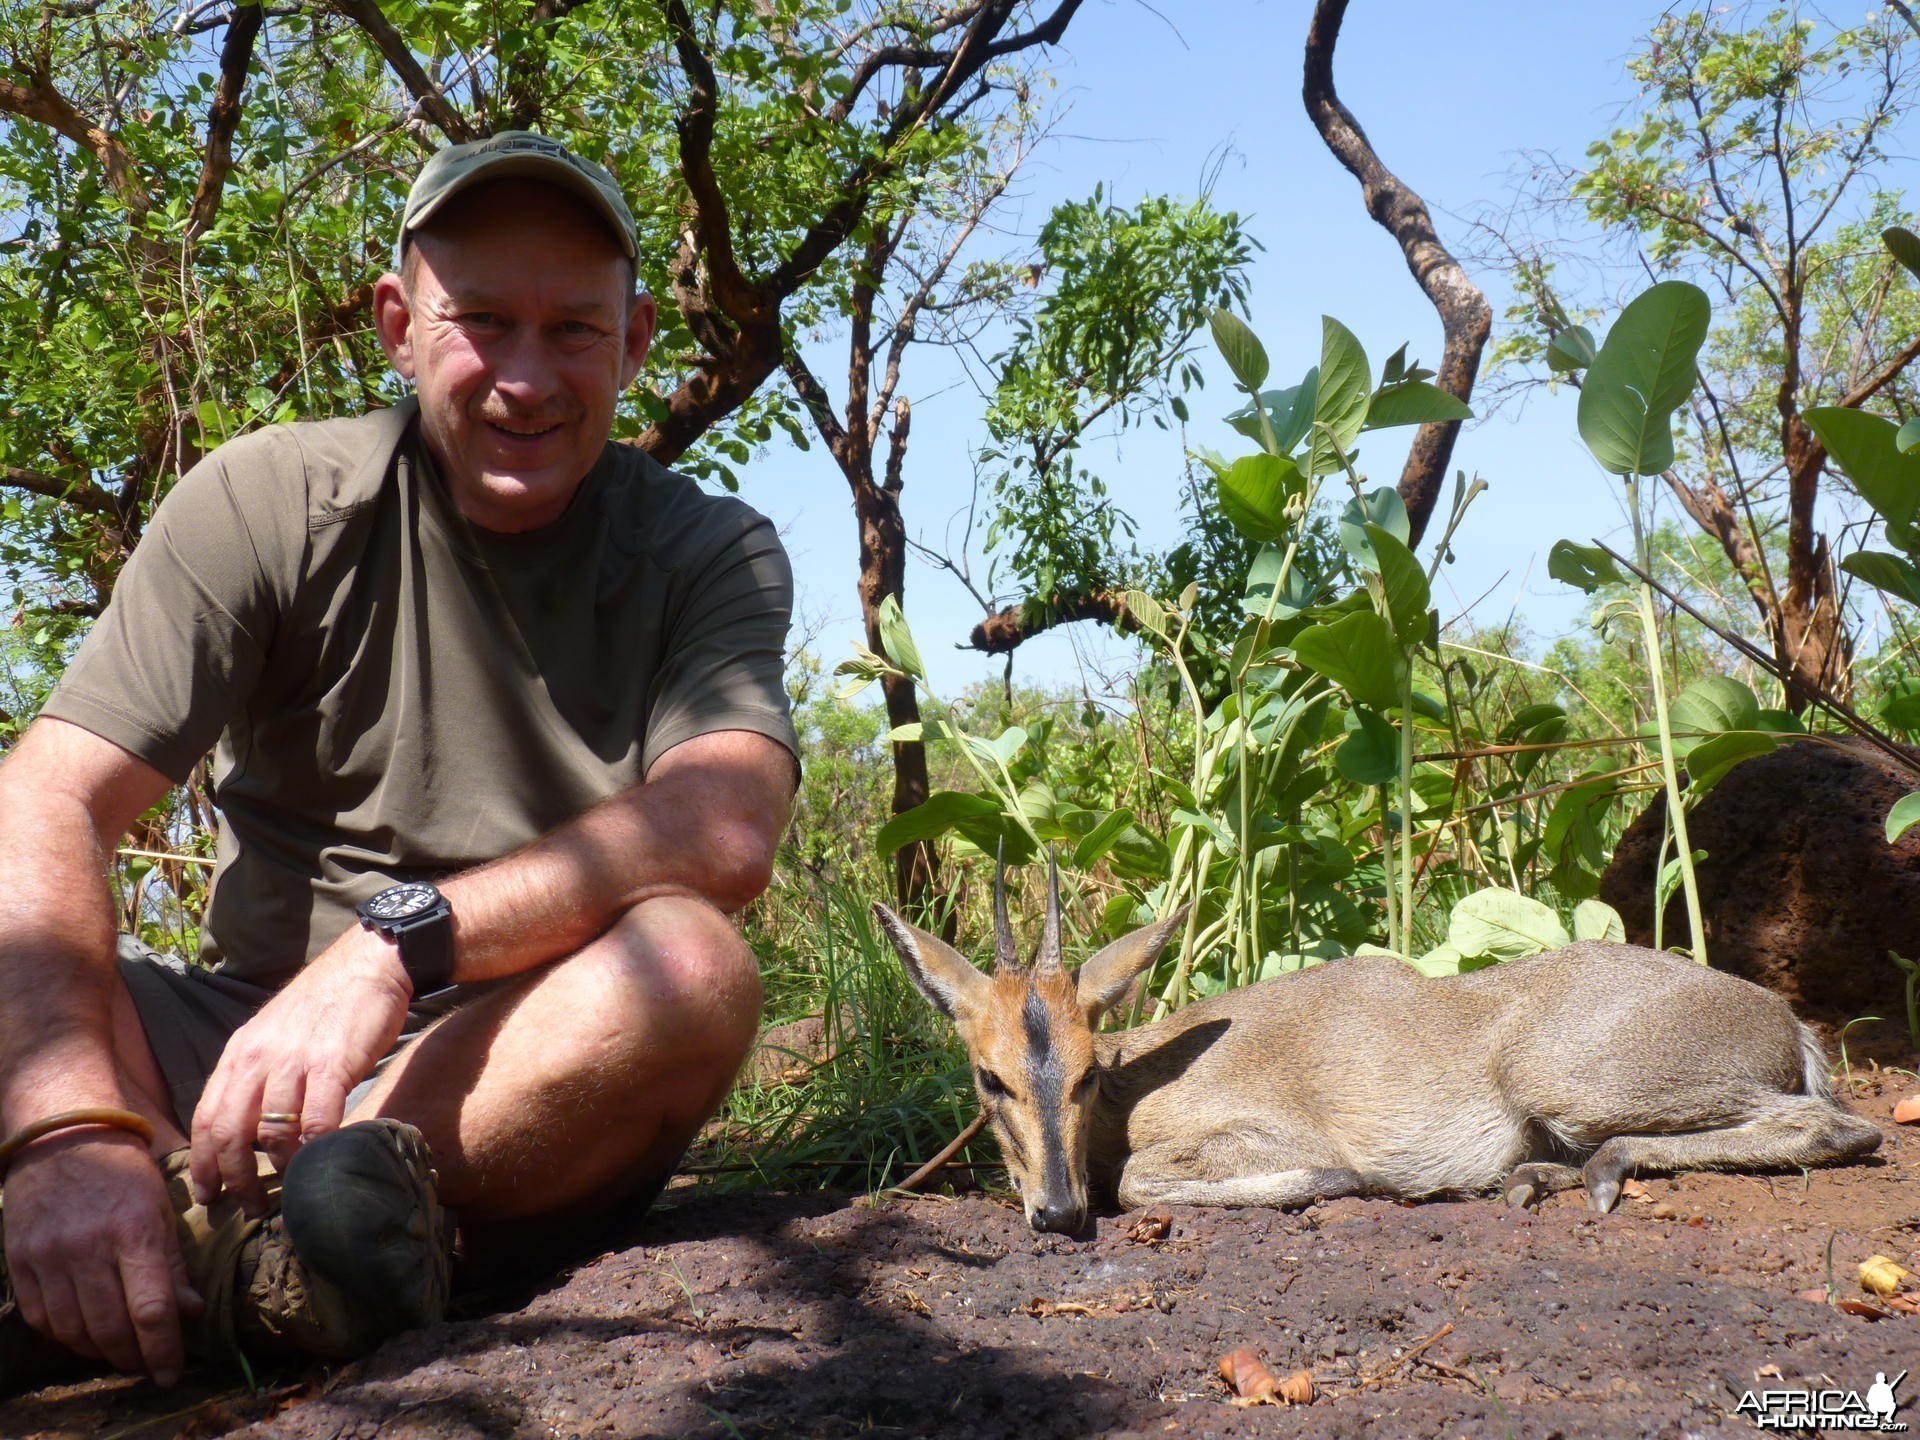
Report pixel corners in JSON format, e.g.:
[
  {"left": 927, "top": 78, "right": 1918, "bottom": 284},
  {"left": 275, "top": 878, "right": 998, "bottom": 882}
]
[{"left": 874, "top": 905, "right": 1882, "bottom": 1235}]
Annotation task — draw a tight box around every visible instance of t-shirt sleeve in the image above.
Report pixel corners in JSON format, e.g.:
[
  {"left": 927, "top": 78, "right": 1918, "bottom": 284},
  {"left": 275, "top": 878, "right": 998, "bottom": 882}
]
[
  {"left": 641, "top": 503, "right": 799, "bottom": 780},
  {"left": 40, "top": 440, "right": 292, "bottom": 783}
]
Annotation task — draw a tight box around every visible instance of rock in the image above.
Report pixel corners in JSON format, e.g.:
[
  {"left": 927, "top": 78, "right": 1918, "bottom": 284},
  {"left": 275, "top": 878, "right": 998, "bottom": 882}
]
[{"left": 1599, "top": 737, "right": 1920, "bottom": 1024}]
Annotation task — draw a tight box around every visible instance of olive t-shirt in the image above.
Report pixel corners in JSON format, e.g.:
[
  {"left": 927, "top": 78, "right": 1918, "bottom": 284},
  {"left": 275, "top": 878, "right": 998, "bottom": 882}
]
[{"left": 44, "top": 399, "right": 797, "bottom": 985}]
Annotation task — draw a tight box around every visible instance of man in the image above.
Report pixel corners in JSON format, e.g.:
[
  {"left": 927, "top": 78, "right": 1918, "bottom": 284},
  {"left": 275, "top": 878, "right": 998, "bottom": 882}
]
[{"left": 0, "top": 133, "right": 797, "bottom": 1388}]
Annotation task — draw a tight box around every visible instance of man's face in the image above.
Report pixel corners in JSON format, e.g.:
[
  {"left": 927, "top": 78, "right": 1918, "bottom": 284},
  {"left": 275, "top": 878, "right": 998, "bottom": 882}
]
[{"left": 374, "top": 180, "right": 655, "bottom": 533}]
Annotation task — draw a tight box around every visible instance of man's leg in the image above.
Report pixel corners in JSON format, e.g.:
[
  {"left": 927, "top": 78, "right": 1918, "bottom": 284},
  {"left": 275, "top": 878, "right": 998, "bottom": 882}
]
[
  {"left": 344, "top": 893, "right": 762, "bottom": 1224},
  {"left": 107, "top": 979, "right": 188, "bottom": 1152}
]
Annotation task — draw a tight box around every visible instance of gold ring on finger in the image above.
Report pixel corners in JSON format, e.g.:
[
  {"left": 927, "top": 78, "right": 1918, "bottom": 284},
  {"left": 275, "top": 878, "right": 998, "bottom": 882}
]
[{"left": 258, "top": 1112, "right": 301, "bottom": 1125}]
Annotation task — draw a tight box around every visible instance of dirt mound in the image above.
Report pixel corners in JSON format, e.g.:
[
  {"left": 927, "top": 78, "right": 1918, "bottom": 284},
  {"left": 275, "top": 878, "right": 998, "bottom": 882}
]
[
  {"left": 1602, "top": 737, "right": 1920, "bottom": 1034},
  {"left": 8, "top": 1074, "right": 1919, "bottom": 1439}
]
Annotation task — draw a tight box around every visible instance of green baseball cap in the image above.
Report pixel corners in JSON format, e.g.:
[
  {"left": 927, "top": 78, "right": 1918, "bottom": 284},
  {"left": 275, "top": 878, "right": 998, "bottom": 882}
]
[{"left": 398, "top": 131, "right": 638, "bottom": 263}]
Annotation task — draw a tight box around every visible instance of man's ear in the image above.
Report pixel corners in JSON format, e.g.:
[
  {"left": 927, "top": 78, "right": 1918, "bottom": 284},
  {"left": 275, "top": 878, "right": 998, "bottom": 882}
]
[
  {"left": 373, "top": 272, "right": 416, "bottom": 380},
  {"left": 620, "top": 292, "right": 657, "bottom": 388}
]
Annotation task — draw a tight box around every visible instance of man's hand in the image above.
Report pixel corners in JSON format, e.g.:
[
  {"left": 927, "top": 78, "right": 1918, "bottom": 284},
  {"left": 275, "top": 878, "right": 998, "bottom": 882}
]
[
  {"left": 189, "top": 929, "right": 412, "bottom": 1213},
  {"left": 4, "top": 1129, "right": 199, "bottom": 1384}
]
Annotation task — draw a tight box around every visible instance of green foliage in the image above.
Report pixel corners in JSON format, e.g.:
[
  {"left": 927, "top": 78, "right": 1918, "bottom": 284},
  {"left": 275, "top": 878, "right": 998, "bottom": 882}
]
[
  {"left": 1574, "top": 282, "right": 1711, "bottom": 476},
  {"left": 981, "top": 187, "right": 1253, "bottom": 614}
]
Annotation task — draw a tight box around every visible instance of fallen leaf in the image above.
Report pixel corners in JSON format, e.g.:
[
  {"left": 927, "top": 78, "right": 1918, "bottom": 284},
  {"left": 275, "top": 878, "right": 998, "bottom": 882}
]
[
  {"left": 1861, "top": 1255, "right": 1912, "bottom": 1298},
  {"left": 1687, "top": 1215, "right": 1707, "bottom": 1228},
  {"left": 1219, "top": 1347, "right": 1281, "bottom": 1403},
  {"left": 1795, "top": 1288, "right": 1830, "bottom": 1304},
  {"left": 1127, "top": 1210, "right": 1174, "bottom": 1244},
  {"left": 1892, "top": 1095, "right": 1920, "bottom": 1124},
  {"left": 1757, "top": 1365, "right": 1784, "bottom": 1379},
  {"left": 1278, "top": 1370, "right": 1316, "bottom": 1405},
  {"left": 1837, "top": 1299, "right": 1895, "bottom": 1321},
  {"left": 1886, "top": 1294, "right": 1920, "bottom": 1316},
  {"left": 1621, "top": 1179, "right": 1653, "bottom": 1202}
]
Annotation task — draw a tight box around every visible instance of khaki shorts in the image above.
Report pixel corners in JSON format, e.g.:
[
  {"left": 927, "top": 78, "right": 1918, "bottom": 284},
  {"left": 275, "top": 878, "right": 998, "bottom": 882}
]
[{"left": 117, "top": 935, "right": 483, "bottom": 1129}]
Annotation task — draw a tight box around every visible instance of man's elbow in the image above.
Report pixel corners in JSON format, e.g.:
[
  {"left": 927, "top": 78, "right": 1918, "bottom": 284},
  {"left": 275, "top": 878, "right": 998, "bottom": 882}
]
[{"left": 700, "top": 819, "right": 780, "bottom": 913}]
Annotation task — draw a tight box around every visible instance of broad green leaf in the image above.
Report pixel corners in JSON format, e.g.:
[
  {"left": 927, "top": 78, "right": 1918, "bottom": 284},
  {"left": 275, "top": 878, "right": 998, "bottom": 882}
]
[
  {"left": 1576, "top": 281, "right": 1710, "bottom": 475},
  {"left": 1546, "top": 325, "right": 1597, "bottom": 372},
  {"left": 1242, "top": 545, "right": 1316, "bottom": 618},
  {"left": 1656, "top": 850, "right": 1708, "bottom": 933},
  {"left": 1210, "top": 307, "right": 1268, "bottom": 391},
  {"left": 1899, "top": 417, "right": 1920, "bottom": 456},
  {"left": 1753, "top": 709, "right": 1806, "bottom": 735},
  {"left": 1878, "top": 679, "right": 1920, "bottom": 733},
  {"left": 1884, "top": 226, "right": 1920, "bottom": 282},
  {"left": 1071, "top": 808, "right": 1137, "bottom": 869},
  {"left": 1309, "top": 316, "right": 1371, "bottom": 473},
  {"left": 1225, "top": 371, "right": 1318, "bottom": 454},
  {"left": 1803, "top": 408, "right": 1920, "bottom": 531},
  {"left": 1365, "top": 524, "right": 1431, "bottom": 643},
  {"left": 1548, "top": 539, "right": 1624, "bottom": 593},
  {"left": 1667, "top": 676, "right": 1761, "bottom": 757},
  {"left": 1448, "top": 888, "right": 1570, "bottom": 961},
  {"left": 1337, "top": 487, "right": 1411, "bottom": 563},
  {"left": 1170, "top": 807, "right": 1236, "bottom": 855},
  {"left": 1888, "top": 792, "right": 1920, "bottom": 845},
  {"left": 1217, "top": 453, "right": 1306, "bottom": 543},
  {"left": 1841, "top": 551, "right": 1920, "bottom": 608},
  {"left": 876, "top": 595, "right": 924, "bottom": 679},
  {"left": 1571, "top": 900, "right": 1626, "bottom": 944},
  {"left": 876, "top": 791, "right": 1002, "bottom": 854},
  {"left": 972, "top": 726, "right": 1027, "bottom": 766},
  {"left": 1405, "top": 942, "right": 1465, "bottom": 977},
  {"left": 1683, "top": 731, "right": 1776, "bottom": 794},
  {"left": 1362, "top": 380, "right": 1472, "bottom": 431},
  {"left": 1124, "top": 589, "right": 1169, "bottom": 635},
  {"left": 1334, "top": 706, "right": 1400, "bottom": 785},
  {"left": 888, "top": 716, "right": 957, "bottom": 744},
  {"left": 1291, "top": 610, "right": 1404, "bottom": 710}
]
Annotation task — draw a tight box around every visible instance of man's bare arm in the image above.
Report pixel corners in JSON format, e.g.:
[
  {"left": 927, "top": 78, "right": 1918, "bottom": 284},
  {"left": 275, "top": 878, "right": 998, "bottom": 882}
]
[
  {"left": 190, "top": 727, "right": 795, "bottom": 1209},
  {"left": 438, "top": 728, "right": 795, "bottom": 984},
  {"left": 0, "top": 716, "right": 197, "bottom": 1383}
]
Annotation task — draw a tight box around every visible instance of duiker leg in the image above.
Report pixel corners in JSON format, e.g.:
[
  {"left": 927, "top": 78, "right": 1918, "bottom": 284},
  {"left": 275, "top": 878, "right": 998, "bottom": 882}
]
[
  {"left": 1579, "top": 1097, "right": 1881, "bottom": 1212},
  {"left": 1119, "top": 1165, "right": 1371, "bottom": 1210},
  {"left": 1501, "top": 1162, "right": 1585, "bottom": 1209}
]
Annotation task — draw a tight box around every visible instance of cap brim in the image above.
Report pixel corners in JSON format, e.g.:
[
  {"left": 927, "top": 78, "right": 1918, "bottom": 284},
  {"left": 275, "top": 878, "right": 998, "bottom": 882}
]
[{"left": 404, "top": 154, "right": 637, "bottom": 259}]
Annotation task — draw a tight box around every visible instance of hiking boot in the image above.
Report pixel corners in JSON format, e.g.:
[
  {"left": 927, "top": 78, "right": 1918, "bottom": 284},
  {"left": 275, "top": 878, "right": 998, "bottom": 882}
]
[{"left": 168, "top": 1118, "right": 453, "bottom": 1364}]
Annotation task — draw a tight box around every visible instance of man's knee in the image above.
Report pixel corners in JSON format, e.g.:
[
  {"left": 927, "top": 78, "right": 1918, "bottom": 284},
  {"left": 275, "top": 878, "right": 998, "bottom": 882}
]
[{"left": 592, "top": 894, "right": 763, "bottom": 1073}]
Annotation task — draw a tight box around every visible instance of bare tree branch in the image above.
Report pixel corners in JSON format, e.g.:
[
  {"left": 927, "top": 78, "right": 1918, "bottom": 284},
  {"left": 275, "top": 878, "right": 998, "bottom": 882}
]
[
  {"left": 330, "top": 0, "right": 474, "bottom": 143},
  {"left": 1303, "top": 0, "right": 1489, "bottom": 551},
  {"left": 0, "top": 65, "right": 151, "bottom": 220},
  {"left": 1, "top": 467, "right": 121, "bottom": 517},
  {"left": 968, "top": 589, "right": 1128, "bottom": 654},
  {"left": 185, "top": 2, "right": 265, "bottom": 240}
]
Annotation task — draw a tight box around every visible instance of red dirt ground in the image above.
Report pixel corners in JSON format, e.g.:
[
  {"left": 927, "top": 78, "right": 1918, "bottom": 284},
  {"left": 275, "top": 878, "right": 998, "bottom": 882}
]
[{"left": 7, "top": 1069, "right": 1920, "bottom": 1440}]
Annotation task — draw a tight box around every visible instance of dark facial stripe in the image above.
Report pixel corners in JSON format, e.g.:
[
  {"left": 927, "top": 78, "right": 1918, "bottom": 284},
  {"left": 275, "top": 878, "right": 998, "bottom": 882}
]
[{"left": 1023, "top": 985, "right": 1077, "bottom": 1206}]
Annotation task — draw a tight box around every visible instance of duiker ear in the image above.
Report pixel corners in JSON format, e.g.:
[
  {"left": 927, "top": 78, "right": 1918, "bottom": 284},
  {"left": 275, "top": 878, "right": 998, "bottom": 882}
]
[
  {"left": 871, "top": 903, "right": 992, "bottom": 1023},
  {"left": 1074, "top": 906, "right": 1192, "bottom": 1020}
]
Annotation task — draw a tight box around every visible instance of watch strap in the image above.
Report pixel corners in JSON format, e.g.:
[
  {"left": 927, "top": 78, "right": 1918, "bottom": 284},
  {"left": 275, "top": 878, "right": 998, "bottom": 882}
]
[{"left": 392, "top": 906, "right": 456, "bottom": 993}]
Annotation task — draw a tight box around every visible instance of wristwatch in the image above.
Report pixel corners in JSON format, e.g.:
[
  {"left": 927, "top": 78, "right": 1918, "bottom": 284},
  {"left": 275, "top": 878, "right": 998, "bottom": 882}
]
[{"left": 355, "top": 881, "right": 456, "bottom": 994}]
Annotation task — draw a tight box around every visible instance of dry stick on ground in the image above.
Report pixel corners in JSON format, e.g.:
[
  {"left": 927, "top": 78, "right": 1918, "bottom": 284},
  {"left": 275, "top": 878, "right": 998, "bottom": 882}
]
[
  {"left": 1302, "top": 0, "right": 1489, "bottom": 550},
  {"left": 1361, "top": 1321, "right": 1456, "bottom": 1387},
  {"left": 889, "top": 1113, "right": 989, "bottom": 1195}
]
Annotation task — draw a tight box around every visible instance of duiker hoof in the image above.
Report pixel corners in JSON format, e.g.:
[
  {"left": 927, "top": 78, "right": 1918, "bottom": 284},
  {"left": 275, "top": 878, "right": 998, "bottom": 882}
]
[{"left": 1584, "top": 1178, "right": 1622, "bottom": 1214}]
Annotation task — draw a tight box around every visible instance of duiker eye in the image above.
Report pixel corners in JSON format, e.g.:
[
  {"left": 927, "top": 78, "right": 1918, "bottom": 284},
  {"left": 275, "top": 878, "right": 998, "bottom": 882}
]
[
  {"left": 1072, "top": 1070, "right": 1099, "bottom": 1099},
  {"left": 977, "top": 1068, "right": 1010, "bottom": 1098}
]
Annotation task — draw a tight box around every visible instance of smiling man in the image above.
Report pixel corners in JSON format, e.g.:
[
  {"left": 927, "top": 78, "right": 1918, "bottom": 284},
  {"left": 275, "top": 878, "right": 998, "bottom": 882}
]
[{"left": 0, "top": 134, "right": 797, "bottom": 1389}]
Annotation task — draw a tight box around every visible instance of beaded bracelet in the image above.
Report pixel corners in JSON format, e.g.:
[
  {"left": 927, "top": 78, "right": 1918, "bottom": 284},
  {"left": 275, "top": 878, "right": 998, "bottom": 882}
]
[{"left": 0, "top": 1108, "right": 157, "bottom": 1178}]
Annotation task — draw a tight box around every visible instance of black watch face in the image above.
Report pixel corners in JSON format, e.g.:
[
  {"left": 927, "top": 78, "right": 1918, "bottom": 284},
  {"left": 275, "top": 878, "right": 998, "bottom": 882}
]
[{"left": 364, "top": 882, "right": 441, "bottom": 922}]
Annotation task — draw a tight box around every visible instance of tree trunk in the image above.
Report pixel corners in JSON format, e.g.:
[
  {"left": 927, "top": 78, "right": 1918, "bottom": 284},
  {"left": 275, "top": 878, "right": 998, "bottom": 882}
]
[{"left": 854, "top": 478, "right": 938, "bottom": 913}]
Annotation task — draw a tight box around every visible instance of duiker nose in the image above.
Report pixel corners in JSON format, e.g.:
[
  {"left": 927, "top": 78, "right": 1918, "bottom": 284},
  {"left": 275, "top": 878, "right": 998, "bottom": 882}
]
[{"left": 1031, "top": 1200, "right": 1084, "bottom": 1234}]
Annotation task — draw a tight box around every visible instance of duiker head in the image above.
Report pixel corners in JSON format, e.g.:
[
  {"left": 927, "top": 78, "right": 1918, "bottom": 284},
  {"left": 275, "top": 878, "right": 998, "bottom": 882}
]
[{"left": 873, "top": 862, "right": 1187, "bottom": 1234}]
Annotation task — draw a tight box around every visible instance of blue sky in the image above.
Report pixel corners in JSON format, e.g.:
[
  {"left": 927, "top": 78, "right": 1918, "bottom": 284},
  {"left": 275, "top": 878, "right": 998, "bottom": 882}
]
[{"left": 745, "top": 2, "right": 1689, "bottom": 698}]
